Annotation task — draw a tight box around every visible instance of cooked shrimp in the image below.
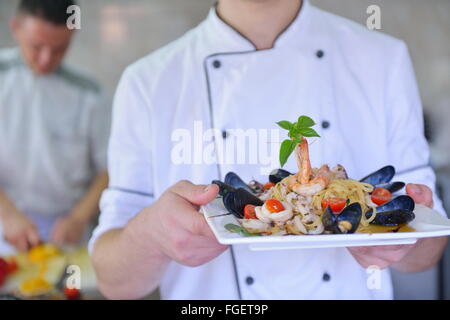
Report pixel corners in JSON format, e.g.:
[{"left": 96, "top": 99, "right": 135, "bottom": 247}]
[
  {"left": 255, "top": 201, "right": 293, "bottom": 224},
  {"left": 288, "top": 139, "right": 330, "bottom": 196},
  {"left": 297, "top": 139, "right": 312, "bottom": 184}
]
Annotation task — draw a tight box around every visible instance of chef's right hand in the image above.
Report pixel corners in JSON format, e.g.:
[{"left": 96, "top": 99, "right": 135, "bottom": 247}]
[
  {"left": 1, "top": 210, "right": 40, "bottom": 252},
  {"left": 128, "top": 180, "right": 228, "bottom": 267}
]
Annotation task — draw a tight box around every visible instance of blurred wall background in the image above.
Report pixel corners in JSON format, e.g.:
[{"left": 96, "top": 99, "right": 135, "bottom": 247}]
[{"left": 0, "top": 0, "right": 449, "bottom": 299}]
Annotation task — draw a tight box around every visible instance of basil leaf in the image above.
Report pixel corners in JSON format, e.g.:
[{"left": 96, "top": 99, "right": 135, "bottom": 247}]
[
  {"left": 225, "top": 223, "right": 260, "bottom": 237},
  {"left": 298, "top": 127, "right": 320, "bottom": 138},
  {"left": 225, "top": 223, "right": 243, "bottom": 233},
  {"left": 276, "top": 121, "right": 292, "bottom": 130},
  {"left": 279, "top": 139, "right": 297, "bottom": 167},
  {"left": 297, "top": 115, "right": 315, "bottom": 128},
  {"left": 240, "top": 229, "right": 261, "bottom": 237}
]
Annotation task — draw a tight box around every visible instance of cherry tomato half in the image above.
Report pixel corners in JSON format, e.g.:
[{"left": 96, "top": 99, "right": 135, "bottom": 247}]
[
  {"left": 244, "top": 204, "right": 257, "bottom": 219},
  {"left": 371, "top": 187, "right": 392, "bottom": 206},
  {"left": 265, "top": 199, "right": 285, "bottom": 213},
  {"left": 321, "top": 197, "right": 347, "bottom": 213},
  {"left": 0, "top": 258, "right": 8, "bottom": 287},
  {"left": 64, "top": 287, "right": 81, "bottom": 300},
  {"left": 263, "top": 182, "right": 275, "bottom": 190},
  {"left": 6, "top": 258, "right": 18, "bottom": 275}
]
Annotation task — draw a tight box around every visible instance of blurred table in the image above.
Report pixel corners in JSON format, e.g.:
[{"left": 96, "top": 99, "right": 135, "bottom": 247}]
[{"left": 0, "top": 244, "right": 102, "bottom": 299}]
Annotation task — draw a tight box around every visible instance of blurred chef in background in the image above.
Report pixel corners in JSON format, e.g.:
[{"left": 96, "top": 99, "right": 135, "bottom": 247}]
[{"left": 0, "top": 0, "right": 110, "bottom": 252}]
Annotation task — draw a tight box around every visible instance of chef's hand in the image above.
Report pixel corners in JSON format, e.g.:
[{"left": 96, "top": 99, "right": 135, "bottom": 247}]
[
  {"left": 50, "top": 215, "right": 86, "bottom": 246},
  {"left": 348, "top": 183, "right": 433, "bottom": 269},
  {"left": 130, "top": 180, "right": 228, "bottom": 267},
  {"left": 1, "top": 210, "right": 40, "bottom": 252}
]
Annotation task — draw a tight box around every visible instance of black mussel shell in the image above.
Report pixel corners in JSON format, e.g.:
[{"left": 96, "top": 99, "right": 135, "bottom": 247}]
[
  {"left": 365, "top": 195, "right": 415, "bottom": 226},
  {"left": 322, "top": 202, "right": 362, "bottom": 234},
  {"left": 269, "top": 169, "right": 292, "bottom": 184},
  {"left": 224, "top": 172, "right": 254, "bottom": 194},
  {"left": 322, "top": 206, "right": 337, "bottom": 231},
  {"left": 223, "top": 188, "right": 263, "bottom": 219},
  {"left": 368, "top": 209, "right": 415, "bottom": 226},
  {"left": 212, "top": 180, "right": 236, "bottom": 196},
  {"left": 374, "top": 181, "right": 406, "bottom": 193},
  {"left": 360, "top": 165, "right": 395, "bottom": 186}
]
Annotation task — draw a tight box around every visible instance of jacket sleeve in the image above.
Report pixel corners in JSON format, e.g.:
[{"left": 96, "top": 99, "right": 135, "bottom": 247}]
[
  {"left": 386, "top": 41, "right": 447, "bottom": 218},
  {"left": 88, "top": 66, "right": 155, "bottom": 253}
]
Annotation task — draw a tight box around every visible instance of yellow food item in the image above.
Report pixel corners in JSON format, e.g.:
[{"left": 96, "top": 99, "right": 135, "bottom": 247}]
[
  {"left": 19, "top": 244, "right": 62, "bottom": 296},
  {"left": 28, "top": 244, "right": 60, "bottom": 263},
  {"left": 20, "top": 276, "right": 52, "bottom": 296},
  {"left": 311, "top": 179, "right": 374, "bottom": 214}
]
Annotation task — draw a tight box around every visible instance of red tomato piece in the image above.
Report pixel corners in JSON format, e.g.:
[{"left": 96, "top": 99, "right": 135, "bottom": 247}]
[
  {"left": 244, "top": 204, "right": 257, "bottom": 219},
  {"left": 263, "top": 182, "right": 275, "bottom": 190},
  {"left": 0, "top": 258, "right": 8, "bottom": 287},
  {"left": 321, "top": 197, "right": 347, "bottom": 213},
  {"left": 371, "top": 187, "right": 392, "bottom": 206},
  {"left": 64, "top": 287, "right": 81, "bottom": 300},
  {"left": 7, "top": 258, "right": 18, "bottom": 275},
  {"left": 265, "top": 199, "right": 285, "bottom": 213}
]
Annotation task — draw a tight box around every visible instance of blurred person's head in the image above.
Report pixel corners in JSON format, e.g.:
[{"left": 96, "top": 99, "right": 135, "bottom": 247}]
[{"left": 10, "top": 0, "right": 77, "bottom": 75}]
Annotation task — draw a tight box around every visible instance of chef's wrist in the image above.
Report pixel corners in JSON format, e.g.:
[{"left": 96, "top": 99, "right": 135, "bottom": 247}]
[
  {"left": 123, "top": 209, "right": 170, "bottom": 264},
  {"left": 67, "top": 210, "right": 91, "bottom": 226}
]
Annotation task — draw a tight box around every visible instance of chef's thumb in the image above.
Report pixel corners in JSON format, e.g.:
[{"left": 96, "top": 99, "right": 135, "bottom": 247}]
[
  {"left": 406, "top": 183, "right": 433, "bottom": 208},
  {"left": 171, "top": 180, "right": 219, "bottom": 206}
]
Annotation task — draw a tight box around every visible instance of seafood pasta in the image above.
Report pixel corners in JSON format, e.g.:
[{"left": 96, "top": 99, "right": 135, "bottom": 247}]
[{"left": 213, "top": 117, "right": 416, "bottom": 236}]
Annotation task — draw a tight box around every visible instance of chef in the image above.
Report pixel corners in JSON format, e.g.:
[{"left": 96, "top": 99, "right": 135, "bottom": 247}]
[
  {"left": 89, "top": 0, "right": 448, "bottom": 299},
  {"left": 0, "top": 0, "right": 109, "bottom": 252}
]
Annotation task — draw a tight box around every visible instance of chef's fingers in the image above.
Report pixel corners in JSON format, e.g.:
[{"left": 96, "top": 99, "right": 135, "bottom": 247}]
[
  {"left": 14, "top": 235, "right": 29, "bottom": 252},
  {"left": 50, "top": 219, "right": 65, "bottom": 246},
  {"left": 406, "top": 183, "right": 433, "bottom": 208},
  {"left": 26, "top": 226, "right": 41, "bottom": 248},
  {"left": 190, "top": 210, "right": 219, "bottom": 238},
  {"left": 170, "top": 180, "right": 219, "bottom": 207}
]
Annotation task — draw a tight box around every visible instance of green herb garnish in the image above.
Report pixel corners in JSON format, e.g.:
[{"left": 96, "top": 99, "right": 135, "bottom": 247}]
[
  {"left": 276, "top": 115, "right": 320, "bottom": 167},
  {"left": 225, "top": 223, "right": 260, "bottom": 237}
]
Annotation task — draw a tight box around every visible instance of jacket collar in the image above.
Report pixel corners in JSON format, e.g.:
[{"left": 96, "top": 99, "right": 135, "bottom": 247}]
[{"left": 200, "top": 0, "right": 313, "bottom": 55}]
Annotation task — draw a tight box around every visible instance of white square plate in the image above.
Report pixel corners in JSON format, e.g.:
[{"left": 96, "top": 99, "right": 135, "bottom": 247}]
[{"left": 200, "top": 198, "right": 450, "bottom": 251}]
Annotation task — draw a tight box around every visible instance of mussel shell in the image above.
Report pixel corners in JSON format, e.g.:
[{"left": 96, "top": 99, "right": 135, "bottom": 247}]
[
  {"left": 365, "top": 195, "right": 415, "bottom": 226},
  {"left": 367, "top": 195, "right": 415, "bottom": 214},
  {"left": 368, "top": 209, "right": 415, "bottom": 226},
  {"left": 322, "top": 202, "right": 362, "bottom": 234},
  {"left": 224, "top": 172, "right": 254, "bottom": 194},
  {"left": 223, "top": 188, "right": 264, "bottom": 219},
  {"left": 269, "top": 169, "right": 292, "bottom": 184},
  {"left": 360, "top": 165, "right": 395, "bottom": 186},
  {"left": 212, "top": 180, "right": 236, "bottom": 196},
  {"left": 374, "top": 181, "right": 406, "bottom": 194}
]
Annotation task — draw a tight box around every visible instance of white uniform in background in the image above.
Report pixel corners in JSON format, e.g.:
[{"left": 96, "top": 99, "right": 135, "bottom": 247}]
[
  {"left": 0, "top": 48, "right": 110, "bottom": 249},
  {"left": 89, "top": 1, "right": 446, "bottom": 299}
]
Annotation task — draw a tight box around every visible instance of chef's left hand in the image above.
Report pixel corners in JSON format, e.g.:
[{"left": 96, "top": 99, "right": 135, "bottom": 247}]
[
  {"left": 50, "top": 215, "right": 86, "bottom": 246},
  {"left": 348, "top": 183, "right": 432, "bottom": 269}
]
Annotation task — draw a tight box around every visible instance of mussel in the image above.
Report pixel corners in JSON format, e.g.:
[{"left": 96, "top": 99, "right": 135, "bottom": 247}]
[
  {"left": 322, "top": 202, "right": 362, "bottom": 234},
  {"left": 375, "top": 182, "right": 406, "bottom": 194},
  {"left": 212, "top": 180, "right": 236, "bottom": 196},
  {"left": 365, "top": 195, "right": 415, "bottom": 226},
  {"left": 223, "top": 188, "right": 264, "bottom": 219},
  {"left": 224, "top": 172, "right": 254, "bottom": 194},
  {"left": 269, "top": 169, "right": 292, "bottom": 184},
  {"left": 360, "top": 165, "right": 405, "bottom": 193}
]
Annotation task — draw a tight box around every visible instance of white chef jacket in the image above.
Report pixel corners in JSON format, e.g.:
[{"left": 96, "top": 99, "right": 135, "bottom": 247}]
[
  {"left": 89, "top": 1, "right": 446, "bottom": 299},
  {"left": 0, "top": 48, "right": 110, "bottom": 241}
]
